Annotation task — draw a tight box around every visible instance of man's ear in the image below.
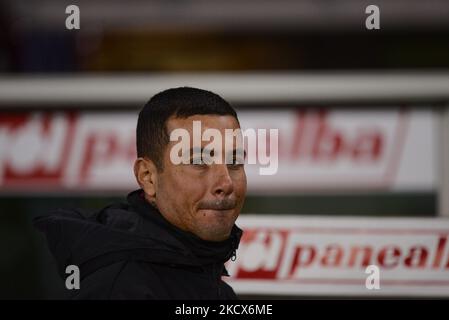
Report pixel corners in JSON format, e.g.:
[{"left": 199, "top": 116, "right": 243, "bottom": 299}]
[{"left": 133, "top": 157, "right": 158, "bottom": 199}]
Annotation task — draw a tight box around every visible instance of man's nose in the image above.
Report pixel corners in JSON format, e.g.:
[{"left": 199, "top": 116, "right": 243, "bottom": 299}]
[{"left": 211, "top": 164, "right": 234, "bottom": 197}]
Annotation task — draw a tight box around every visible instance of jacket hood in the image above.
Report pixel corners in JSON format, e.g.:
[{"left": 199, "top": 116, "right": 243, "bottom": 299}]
[{"left": 33, "top": 191, "right": 243, "bottom": 279}]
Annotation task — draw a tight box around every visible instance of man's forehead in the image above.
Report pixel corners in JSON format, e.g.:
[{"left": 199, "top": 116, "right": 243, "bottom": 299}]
[{"left": 167, "top": 114, "right": 240, "bottom": 132}]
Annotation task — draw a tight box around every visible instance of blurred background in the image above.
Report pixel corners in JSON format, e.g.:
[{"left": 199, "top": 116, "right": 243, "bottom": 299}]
[{"left": 0, "top": 0, "right": 449, "bottom": 299}]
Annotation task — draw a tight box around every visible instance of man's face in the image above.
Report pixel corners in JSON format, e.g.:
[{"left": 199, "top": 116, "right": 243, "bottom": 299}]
[{"left": 154, "top": 114, "right": 247, "bottom": 241}]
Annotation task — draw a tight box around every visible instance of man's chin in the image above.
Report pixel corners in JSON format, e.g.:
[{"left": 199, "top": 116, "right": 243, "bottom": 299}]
[
  {"left": 194, "top": 222, "right": 234, "bottom": 241},
  {"left": 192, "top": 210, "right": 238, "bottom": 240}
]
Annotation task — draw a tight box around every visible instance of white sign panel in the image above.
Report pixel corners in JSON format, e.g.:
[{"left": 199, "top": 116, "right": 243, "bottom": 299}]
[
  {"left": 0, "top": 108, "right": 437, "bottom": 193},
  {"left": 226, "top": 215, "right": 449, "bottom": 297},
  {"left": 240, "top": 109, "right": 436, "bottom": 192}
]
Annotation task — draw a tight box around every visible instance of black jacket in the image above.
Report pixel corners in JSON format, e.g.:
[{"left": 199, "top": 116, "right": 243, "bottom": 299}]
[{"left": 33, "top": 189, "right": 243, "bottom": 300}]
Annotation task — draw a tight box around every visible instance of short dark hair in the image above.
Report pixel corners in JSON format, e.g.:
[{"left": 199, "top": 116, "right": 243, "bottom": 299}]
[{"left": 136, "top": 87, "right": 238, "bottom": 170}]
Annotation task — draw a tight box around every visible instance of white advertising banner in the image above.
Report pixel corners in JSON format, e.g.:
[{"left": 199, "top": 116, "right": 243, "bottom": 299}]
[
  {"left": 226, "top": 215, "right": 449, "bottom": 297},
  {"left": 0, "top": 108, "right": 437, "bottom": 193}
]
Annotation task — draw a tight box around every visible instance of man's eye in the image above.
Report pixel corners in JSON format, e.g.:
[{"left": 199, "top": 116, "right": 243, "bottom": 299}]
[{"left": 191, "top": 158, "right": 206, "bottom": 165}]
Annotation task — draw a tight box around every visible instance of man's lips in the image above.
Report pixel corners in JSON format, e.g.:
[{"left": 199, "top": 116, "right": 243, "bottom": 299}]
[
  {"left": 200, "top": 208, "right": 234, "bottom": 212},
  {"left": 197, "top": 199, "right": 237, "bottom": 211}
]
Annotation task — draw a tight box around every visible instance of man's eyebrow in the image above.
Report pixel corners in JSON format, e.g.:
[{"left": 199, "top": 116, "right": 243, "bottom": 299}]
[
  {"left": 227, "top": 148, "right": 246, "bottom": 158},
  {"left": 189, "top": 148, "right": 246, "bottom": 157}
]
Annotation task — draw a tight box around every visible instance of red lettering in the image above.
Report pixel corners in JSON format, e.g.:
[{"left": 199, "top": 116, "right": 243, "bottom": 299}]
[
  {"left": 348, "top": 246, "right": 372, "bottom": 267},
  {"left": 312, "top": 111, "right": 343, "bottom": 161},
  {"left": 433, "top": 235, "right": 447, "bottom": 268},
  {"left": 321, "top": 244, "right": 344, "bottom": 267},
  {"left": 378, "top": 246, "right": 401, "bottom": 268},
  {"left": 290, "top": 245, "right": 316, "bottom": 276},
  {"left": 404, "top": 246, "right": 428, "bottom": 268},
  {"left": 352, "top": 131, "right": 383, "bottom": 161}
]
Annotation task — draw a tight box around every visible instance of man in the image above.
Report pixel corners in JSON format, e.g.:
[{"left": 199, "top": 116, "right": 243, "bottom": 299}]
[{"left": 34, "top": 87, "right": 247, "bottom": 299}]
